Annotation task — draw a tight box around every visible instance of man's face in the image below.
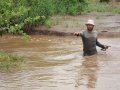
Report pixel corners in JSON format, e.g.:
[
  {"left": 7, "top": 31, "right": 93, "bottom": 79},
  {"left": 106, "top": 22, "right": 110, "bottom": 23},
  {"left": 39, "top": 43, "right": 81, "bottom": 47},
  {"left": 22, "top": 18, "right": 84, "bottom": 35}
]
[{"left": 86, "top": 24, "right": 94, "bottom": 32}]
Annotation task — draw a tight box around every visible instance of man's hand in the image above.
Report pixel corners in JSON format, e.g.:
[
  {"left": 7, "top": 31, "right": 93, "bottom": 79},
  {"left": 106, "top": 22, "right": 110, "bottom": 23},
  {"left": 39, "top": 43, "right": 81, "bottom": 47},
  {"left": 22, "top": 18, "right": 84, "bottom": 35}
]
[
  {"left": 101, "top": 45, "right": 111, "bottom": 51},
  {"left": 74, "top": 32, "right": 81, "bottom": 36}
]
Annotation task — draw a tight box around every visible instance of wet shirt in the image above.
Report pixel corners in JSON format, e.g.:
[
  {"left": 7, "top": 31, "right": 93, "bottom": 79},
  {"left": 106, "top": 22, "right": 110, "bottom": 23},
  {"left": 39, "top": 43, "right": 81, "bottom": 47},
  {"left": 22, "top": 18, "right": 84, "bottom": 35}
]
[{"left": 80, "top": 30, "right": 104, "bottom": 56}]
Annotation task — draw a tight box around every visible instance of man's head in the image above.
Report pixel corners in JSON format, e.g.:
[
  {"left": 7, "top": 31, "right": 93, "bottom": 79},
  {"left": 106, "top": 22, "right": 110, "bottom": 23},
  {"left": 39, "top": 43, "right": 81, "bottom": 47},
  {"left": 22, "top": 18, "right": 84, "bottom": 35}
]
[{"left": 86, "top": 19, "right": 95, "bottom": 32}]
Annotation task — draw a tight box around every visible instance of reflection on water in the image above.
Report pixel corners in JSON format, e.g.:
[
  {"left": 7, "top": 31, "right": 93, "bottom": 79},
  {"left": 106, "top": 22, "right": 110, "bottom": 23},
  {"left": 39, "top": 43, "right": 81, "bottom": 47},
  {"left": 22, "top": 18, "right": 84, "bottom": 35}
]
[
  {"left": 0, "top": 35, "right": 120, "bottom": 90},
  {"left": 75, "top": 55, "right": 98, "bottom": 89}
]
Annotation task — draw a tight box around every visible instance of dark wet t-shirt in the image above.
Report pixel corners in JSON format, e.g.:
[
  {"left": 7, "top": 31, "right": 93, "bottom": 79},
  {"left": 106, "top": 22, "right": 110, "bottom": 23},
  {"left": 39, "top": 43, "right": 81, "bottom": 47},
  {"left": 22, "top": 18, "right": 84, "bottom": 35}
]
[{"left": 80, "top": 30, "right": 104, "bottom": 56}]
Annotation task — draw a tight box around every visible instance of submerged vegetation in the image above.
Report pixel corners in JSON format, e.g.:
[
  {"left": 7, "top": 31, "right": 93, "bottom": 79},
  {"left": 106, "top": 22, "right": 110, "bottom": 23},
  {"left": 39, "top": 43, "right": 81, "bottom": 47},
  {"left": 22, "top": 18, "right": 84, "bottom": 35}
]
[{"left": 0, "top": 51, "right": 24, "bottom": 69}]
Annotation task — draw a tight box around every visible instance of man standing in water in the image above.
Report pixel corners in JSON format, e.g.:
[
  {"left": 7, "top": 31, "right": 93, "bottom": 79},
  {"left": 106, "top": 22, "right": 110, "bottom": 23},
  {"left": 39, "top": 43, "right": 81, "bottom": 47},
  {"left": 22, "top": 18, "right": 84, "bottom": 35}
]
[{"left": 74, "top": 19, "right": 109, "bottom": 56}]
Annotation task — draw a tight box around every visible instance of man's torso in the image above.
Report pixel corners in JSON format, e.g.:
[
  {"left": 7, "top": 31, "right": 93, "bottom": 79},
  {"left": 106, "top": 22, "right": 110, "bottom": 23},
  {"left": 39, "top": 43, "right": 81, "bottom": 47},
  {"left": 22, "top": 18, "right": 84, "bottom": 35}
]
[{"left": 81, "top": 30, "right": 98, "bottom": 56}]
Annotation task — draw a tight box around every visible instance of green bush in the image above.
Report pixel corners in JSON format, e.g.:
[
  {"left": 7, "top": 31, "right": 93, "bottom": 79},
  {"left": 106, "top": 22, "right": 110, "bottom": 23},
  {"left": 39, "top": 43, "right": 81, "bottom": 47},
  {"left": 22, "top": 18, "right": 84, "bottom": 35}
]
[
  {"left": 29, "top": 0, "right": 55, "bottom": 17},
  {"left": 0, "top": 0, "right": 47, "bottom": 36},
  {"left": 54, "top": 0, "right": 87, "bottom": 15},
  {"left": 0, "top": 0, "right": 88, "bottom": 35}
]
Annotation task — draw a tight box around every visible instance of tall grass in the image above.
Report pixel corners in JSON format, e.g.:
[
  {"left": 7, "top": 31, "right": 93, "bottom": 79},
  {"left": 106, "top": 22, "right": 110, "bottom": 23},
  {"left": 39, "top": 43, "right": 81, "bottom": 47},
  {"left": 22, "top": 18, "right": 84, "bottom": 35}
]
[{"left": 85, "top": 1, "right": 120, "bottom": 13}]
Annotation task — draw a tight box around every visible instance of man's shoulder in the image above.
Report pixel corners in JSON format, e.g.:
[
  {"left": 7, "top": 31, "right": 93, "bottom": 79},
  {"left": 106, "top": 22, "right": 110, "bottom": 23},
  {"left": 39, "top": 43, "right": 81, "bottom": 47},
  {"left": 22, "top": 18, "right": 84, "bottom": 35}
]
[
  {"left": 80, "top": 30, "right": 86, "bottom": 33},
  {"left": 93, "top": 30, "right": 97, "bottom": 33},
  {"left": 80, "top": 30, "right": 98, "bottom": 34},
  {"left": 80, "top": 30, "right": 86, "bottom": 36},
  {"left": 93, "top": 30, "right": 99, "bottom": 35}
]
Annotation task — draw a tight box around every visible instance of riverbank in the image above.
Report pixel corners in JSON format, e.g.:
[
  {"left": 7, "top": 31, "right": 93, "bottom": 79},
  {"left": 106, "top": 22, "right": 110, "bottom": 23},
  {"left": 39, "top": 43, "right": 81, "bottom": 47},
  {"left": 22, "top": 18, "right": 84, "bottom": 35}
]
[{"left": 33, "top": 12, "right": 120, "bottom": 38}]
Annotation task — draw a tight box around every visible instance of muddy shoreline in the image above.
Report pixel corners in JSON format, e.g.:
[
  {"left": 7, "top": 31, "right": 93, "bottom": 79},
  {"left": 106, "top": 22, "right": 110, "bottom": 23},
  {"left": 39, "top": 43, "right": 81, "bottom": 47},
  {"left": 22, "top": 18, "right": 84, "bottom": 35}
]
[
  {"left": 30, "top": 29, "right": 120, "bottom": 38},
  {"left": 27, "top": 30, "right": 120, "bottom": 39},
  {"left": 31, "top": 12, "right": 120, "bottom": 38}
]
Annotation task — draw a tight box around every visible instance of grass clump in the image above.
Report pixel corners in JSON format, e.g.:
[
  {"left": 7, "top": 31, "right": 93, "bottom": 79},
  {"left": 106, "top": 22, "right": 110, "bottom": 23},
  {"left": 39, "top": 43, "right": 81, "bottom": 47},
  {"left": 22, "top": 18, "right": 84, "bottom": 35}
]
[{"left": 0, "top": 51, "right": 24, "bottom": 69}]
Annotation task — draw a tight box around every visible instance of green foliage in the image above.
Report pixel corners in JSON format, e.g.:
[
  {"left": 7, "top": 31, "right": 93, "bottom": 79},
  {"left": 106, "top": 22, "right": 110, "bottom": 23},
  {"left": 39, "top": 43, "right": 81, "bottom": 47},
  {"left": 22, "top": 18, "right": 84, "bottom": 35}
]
[
  {"left": 0, "top": 0, "right": 88, "bottom": 36},
  {"left": 0, "top": 0, "right": 47, "bottom": 36},
  {"left": 0, "top": 0, "right": 28, "bottom": 34},
  {"left": 45, "top": 17, "right": 62, "bottom": 28},
  {"left": 0, "top": 51, "right": 24, "bottom": 69},
  {"left": 85, "top": 1, "right": 120, "bottom": 13},
  {"left": 54, "top": 0, "right": 87, "bottom": 15},
  {"left": 28, "top": 0, "right": 55, "bottom": 17}
]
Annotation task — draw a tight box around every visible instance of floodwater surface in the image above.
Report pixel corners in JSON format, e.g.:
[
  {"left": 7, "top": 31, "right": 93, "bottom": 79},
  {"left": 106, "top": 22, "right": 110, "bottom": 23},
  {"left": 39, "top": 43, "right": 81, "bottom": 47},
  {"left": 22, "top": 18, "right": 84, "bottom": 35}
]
[{"left": 0, "top": 35, "right": 120, "bottom": 90}]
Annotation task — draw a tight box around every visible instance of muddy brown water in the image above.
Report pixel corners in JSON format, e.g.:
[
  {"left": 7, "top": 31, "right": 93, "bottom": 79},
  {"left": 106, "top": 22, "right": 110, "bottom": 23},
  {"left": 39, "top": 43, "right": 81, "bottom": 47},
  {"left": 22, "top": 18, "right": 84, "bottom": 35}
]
[{"left": 0, "top": 35, "right": 120, "bottom": 90}]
